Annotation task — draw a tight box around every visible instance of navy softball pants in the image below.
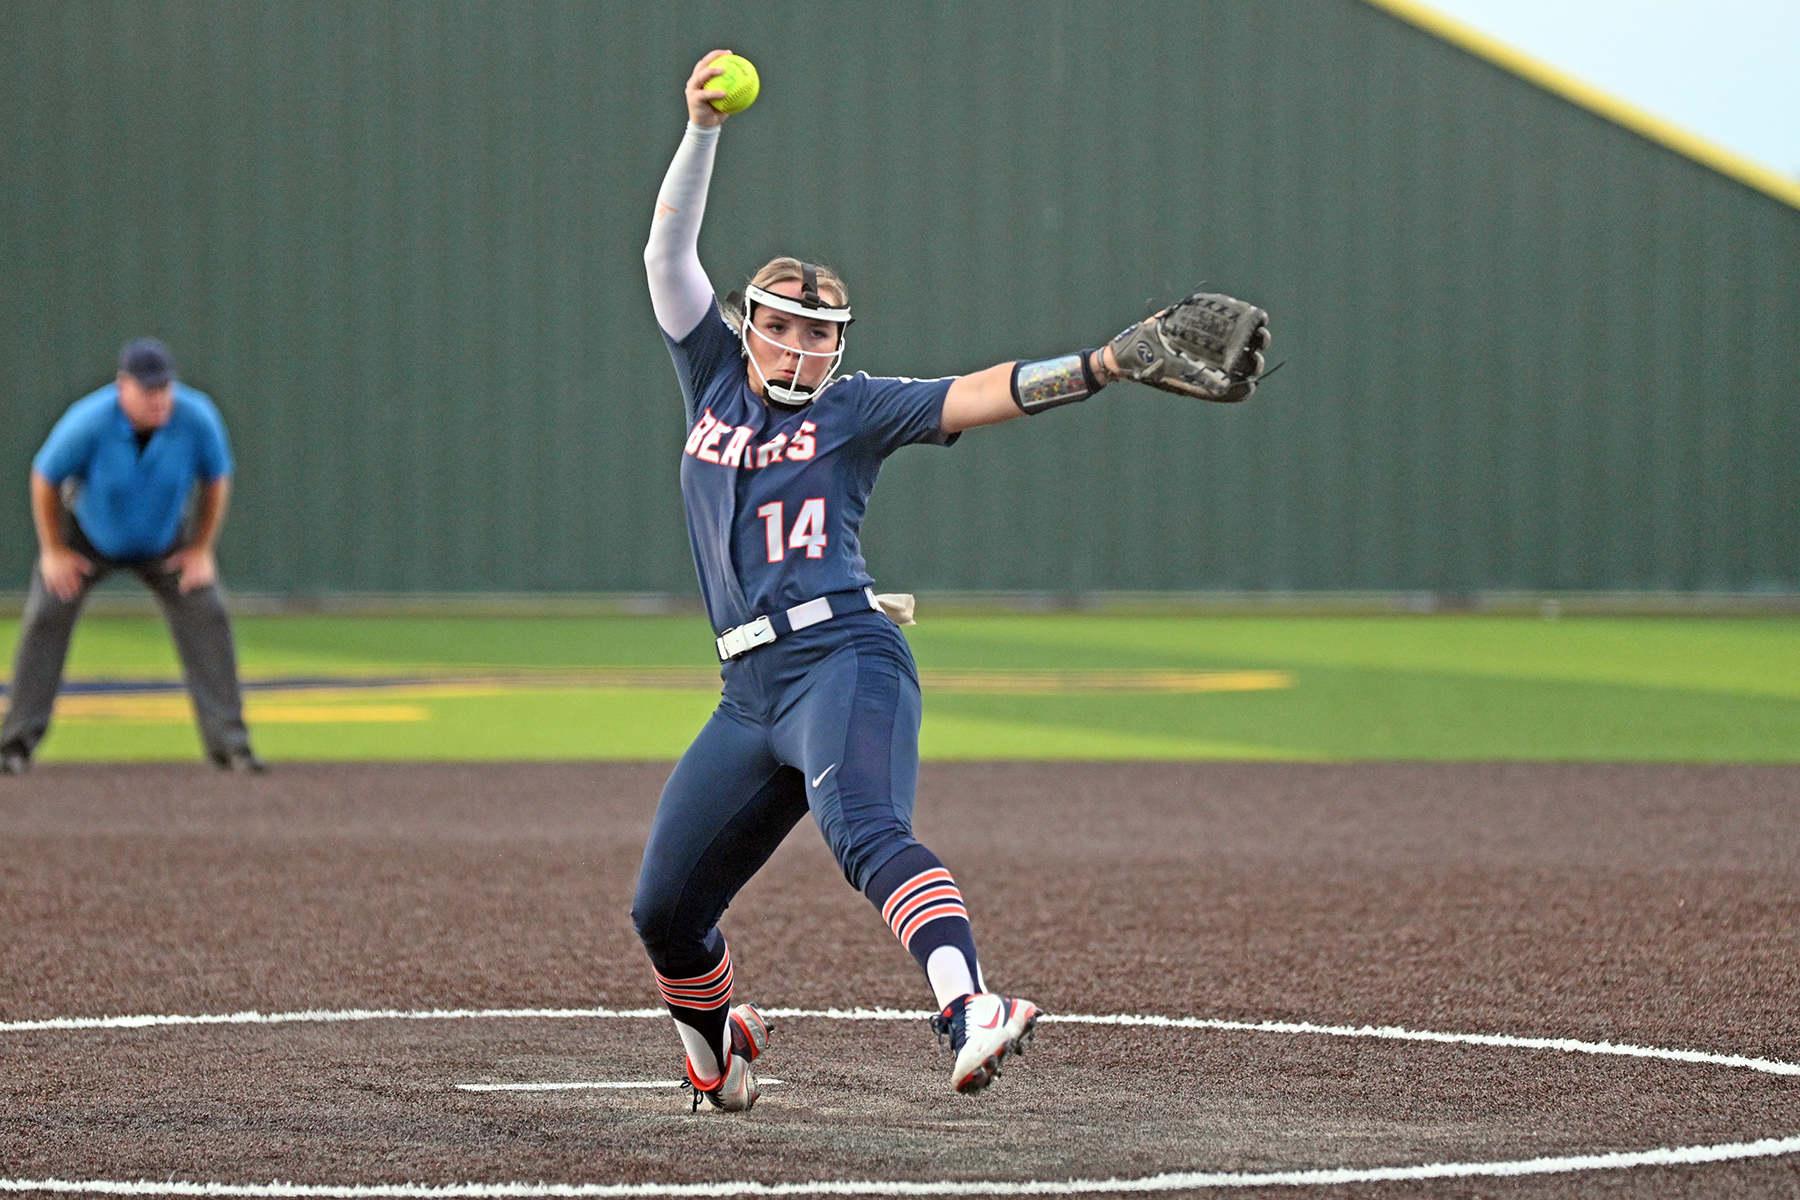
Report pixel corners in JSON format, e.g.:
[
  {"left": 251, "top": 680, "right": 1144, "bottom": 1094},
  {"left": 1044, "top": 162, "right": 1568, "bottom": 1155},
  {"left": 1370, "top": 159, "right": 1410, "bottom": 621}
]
[{"left": 631, "top": 610, "right": 926, "bottom": 979}]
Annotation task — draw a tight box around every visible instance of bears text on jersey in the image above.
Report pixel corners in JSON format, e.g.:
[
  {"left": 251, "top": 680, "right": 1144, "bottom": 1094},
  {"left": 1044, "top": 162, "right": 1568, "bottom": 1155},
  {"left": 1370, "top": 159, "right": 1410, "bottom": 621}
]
[{"left": 684, "top": 409, "right": 817, "bottom": 468}]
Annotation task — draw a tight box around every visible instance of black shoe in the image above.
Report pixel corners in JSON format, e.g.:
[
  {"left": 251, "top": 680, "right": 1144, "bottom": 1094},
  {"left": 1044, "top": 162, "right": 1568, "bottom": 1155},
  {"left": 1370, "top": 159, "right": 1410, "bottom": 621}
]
[
  {"left": 0, "top": 747, "right": 29, "bottom": 776},
  {"left": 217, "top": 748, "right": 269, "bottom": 774}
]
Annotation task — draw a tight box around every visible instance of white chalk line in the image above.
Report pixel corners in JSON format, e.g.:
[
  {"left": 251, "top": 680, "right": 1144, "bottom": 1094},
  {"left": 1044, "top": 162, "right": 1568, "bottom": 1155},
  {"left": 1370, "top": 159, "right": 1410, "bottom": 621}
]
[
  {"left": 4, "top": 1137, "right": 1800, "bottom": 1197},
  {"left": 456, "top": 1080, "right": 785, "bottom": 1092},
  {"left": 5, "top": 1004, "right": 1796, "bottom": 1078},
  {"left": 3, "top": 1005, "right": 1798, "bottom": 1194},
  {"left": 0, "top": 1006, "right": 666, "bottom": 1034}
]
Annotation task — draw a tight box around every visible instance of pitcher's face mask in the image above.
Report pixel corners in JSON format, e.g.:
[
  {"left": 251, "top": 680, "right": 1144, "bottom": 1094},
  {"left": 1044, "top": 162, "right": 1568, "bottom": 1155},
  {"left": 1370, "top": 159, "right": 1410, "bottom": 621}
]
[{"left": 739, "top": 263, "right": 853, "bottom": 407}]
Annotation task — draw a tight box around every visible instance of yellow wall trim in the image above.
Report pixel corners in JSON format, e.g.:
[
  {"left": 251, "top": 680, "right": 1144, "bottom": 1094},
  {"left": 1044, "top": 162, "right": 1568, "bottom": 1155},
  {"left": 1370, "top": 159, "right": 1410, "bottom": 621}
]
[{"left": 1362, "top": 0, "right": 1800, "bottom": 212}]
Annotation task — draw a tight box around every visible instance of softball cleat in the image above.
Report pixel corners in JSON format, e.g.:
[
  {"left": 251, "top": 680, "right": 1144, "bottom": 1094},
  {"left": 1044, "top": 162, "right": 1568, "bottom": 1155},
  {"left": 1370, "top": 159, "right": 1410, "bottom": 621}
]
[
  {"left": 932, "top": 992, "right": 1040, "bottom": 1095},
  {"left": 687, "top": 1002, "right": 771, "bottom": 1112}
]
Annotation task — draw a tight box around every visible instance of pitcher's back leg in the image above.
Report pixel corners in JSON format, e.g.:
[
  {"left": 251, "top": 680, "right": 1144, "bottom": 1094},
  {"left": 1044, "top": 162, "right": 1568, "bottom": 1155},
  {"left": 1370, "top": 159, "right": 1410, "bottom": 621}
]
[{"left": 632, "top": 701, "right": 808, "bottom": 1093}]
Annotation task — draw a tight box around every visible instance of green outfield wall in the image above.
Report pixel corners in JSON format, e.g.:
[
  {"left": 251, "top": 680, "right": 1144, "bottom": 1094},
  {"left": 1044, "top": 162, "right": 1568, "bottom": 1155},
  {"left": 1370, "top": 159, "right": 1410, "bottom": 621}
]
[{"left": 3, "top": 0, "right": 1796, "bottom": 595}]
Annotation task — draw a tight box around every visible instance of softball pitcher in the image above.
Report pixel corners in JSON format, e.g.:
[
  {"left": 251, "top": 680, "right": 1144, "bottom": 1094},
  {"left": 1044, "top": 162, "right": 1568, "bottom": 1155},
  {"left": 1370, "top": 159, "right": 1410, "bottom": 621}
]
[{"left": 634, "top": 50, "right": 1271, "bottom": 1112}]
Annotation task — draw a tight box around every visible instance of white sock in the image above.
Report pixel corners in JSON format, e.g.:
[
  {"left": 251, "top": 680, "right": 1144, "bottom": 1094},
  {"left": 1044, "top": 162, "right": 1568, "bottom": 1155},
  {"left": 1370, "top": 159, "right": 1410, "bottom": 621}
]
[
  {"left": 675, "top": 1019, "right": 723, "bottom": 1086},
  {"left": 926, "top": 944, "right": 977, "bottom": 1009}
]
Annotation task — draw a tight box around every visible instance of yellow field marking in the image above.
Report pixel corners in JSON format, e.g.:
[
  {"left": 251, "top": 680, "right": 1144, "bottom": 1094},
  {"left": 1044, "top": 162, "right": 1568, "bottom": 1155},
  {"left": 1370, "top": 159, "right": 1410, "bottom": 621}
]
[
  {"left": 921, "top": 669, "right": 1292, "bottom": 693},
  {"left": 49, "top": 667, "right": 1292, "bottom": 722},
  {"left": 263, "top": 667, "right": 1290, "bottom": 694},
  {"left": 249, "top": 671, "right": 720, "bottom": 694},
  {"left": 55, "top": 695, "right": 430, "bottom": 724},
  {"left": 248, "top": 684, "right": 514, "bottom": 702},
  {"left": 250, "top": 705, "right": 429, "bottom": 723}
]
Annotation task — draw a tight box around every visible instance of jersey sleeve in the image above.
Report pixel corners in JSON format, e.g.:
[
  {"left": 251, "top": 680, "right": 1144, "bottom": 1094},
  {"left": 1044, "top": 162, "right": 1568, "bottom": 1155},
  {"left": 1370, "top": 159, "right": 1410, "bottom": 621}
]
[
  {"left": 32, "top": 397, "right": 103, "bottom": 483},
  {"left": 187, "top": 391, "right": 234, "bottom": 480},
  {"left": 851, "top": 374, "right": 960, "bottom": 457},
  {"left": 662, "top": 301, "right": 742, "bottom": 427}
]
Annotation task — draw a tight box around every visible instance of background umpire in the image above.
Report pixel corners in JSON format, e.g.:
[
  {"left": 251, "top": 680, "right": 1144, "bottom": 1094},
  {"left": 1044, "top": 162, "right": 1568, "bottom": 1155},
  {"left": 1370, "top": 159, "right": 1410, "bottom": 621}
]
[{"left": 0, "top": 338, "right": 265, "bottom": 774}]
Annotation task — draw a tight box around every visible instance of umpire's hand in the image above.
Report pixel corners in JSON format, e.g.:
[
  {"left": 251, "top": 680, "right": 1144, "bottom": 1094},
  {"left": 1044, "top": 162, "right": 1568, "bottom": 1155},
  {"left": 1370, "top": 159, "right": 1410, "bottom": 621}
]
[
  {"left": 164, "top": 546, "right": 217, "bottom": 594},
  {"left": 40, "top": 545, "right": 92, "bottom": 601}
]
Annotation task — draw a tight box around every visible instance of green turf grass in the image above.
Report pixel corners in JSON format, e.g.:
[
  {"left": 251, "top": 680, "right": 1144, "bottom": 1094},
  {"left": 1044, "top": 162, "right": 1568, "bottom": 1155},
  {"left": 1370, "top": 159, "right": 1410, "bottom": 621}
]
[{"left": 5, "top": 614, "right": 1797, "bottom": 762}]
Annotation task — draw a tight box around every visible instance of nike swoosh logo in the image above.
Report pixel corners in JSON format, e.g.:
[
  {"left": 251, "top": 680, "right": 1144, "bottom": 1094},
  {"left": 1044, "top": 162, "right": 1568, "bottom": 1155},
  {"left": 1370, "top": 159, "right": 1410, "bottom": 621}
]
[
  {"left": 977, "top": 1004, "right": 1003, "bottom": 1030},
  {"left": 810, "top": 764, "right": 838, "bottom": 788}
]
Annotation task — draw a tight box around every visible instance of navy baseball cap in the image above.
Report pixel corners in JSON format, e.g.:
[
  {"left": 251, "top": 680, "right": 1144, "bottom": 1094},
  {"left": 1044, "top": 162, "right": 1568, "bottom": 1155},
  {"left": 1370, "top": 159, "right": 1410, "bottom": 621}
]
[{"left": 119, "top": 337, "right": 177, "bottom": 388}]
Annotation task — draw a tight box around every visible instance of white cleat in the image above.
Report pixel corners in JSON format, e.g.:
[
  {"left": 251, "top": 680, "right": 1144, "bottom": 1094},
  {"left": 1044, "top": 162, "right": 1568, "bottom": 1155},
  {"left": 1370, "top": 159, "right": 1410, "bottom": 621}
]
[
  {"left": 687, "top": 1002, "right": 771, "bottom": 1112},
  {"left": 933, "top": 992, "right": 1040, "bottom": 1095}
]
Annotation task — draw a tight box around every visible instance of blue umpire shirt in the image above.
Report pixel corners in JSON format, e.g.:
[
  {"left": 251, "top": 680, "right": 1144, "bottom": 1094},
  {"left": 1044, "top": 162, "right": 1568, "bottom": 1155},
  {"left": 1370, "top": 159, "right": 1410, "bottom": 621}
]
[
  {"left": 33, "top": 382, "right": 234, "bottom": 562},
  {"left": 665, "top": 302, "right": 958, "bottom": 635}
]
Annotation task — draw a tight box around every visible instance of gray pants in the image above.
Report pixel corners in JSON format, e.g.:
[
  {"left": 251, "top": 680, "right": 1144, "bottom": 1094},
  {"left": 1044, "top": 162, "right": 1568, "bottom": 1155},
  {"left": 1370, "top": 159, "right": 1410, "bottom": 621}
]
[{"left": 0, "top": 527, "right": 252, "bottom": 764}]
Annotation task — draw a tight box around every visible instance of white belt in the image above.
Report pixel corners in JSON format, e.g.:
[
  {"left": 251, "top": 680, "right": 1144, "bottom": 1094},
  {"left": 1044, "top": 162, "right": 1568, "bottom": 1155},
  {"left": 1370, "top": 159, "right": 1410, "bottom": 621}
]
[{"left": 716, "top": 588, "right": 881, "bottom": 661}]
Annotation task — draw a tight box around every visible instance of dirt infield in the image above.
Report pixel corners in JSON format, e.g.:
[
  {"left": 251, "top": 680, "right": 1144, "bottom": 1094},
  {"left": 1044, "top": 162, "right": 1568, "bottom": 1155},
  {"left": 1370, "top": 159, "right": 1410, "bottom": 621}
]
[{"left": 2, "top": 762, "right": 1798, "bottom": 1197}]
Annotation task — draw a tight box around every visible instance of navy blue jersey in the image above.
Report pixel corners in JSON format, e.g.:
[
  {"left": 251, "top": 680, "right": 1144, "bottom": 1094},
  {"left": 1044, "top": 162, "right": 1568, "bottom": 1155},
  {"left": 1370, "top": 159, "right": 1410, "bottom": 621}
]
[{"left": 664, "top": 303, "right": 957, "bottom": 634}]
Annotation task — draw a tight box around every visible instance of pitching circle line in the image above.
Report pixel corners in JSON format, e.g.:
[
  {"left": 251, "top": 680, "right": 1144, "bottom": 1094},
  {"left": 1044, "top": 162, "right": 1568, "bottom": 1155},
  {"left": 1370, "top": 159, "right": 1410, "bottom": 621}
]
[{"left": 2, "top": 1005, "right": 1797, "bottom": 1195}]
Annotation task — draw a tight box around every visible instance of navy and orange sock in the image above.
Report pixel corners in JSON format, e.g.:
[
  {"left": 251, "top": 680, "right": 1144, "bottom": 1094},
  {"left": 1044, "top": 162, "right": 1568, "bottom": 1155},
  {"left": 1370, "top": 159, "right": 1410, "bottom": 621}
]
[
  {"left": 652, "top": 931, "right": 733, "bottom": 1086},
  {"left": 864, "top": 844, "right": 981, "bottom": 1006}
]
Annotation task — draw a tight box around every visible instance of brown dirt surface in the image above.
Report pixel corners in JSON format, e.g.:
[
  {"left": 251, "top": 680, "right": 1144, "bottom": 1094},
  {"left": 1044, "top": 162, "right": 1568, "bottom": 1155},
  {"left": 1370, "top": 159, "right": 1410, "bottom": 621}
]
[{"left": 1, "top": 761, "right": 1798, "bottom": 1198}]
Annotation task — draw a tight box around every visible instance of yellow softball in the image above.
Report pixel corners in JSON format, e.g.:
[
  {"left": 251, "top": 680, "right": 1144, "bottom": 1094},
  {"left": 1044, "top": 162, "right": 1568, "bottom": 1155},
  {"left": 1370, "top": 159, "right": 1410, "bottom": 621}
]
[{"left": 708, "top": 54, "right": 760, "bottom": 114}]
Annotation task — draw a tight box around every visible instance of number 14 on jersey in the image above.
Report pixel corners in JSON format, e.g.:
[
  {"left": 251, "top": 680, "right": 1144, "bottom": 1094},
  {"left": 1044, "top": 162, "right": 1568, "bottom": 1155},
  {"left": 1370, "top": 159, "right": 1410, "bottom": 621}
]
[{"left": 757, "top": 499, "right": 827, "bottom": 563}]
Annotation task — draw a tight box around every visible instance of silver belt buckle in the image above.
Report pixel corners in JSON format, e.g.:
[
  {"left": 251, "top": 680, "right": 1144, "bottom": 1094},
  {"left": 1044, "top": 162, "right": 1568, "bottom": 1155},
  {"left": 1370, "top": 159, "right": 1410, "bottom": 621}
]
[{"left": 716, "top": 615, "right": 777, "bottom": 661}]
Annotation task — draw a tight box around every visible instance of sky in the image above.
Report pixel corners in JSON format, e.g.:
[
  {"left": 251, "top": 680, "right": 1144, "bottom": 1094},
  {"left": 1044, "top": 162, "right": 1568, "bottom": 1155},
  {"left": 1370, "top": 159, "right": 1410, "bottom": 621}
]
[{"left": 1422, "top": 0, "right": 1800, "bottom": 178}]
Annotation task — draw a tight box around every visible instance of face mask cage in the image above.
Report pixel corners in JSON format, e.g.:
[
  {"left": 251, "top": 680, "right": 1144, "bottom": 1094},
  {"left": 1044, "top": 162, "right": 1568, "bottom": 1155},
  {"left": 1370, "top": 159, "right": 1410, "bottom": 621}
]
[{"left": 736, "top": 263, "right": 854, "bottom": 407}]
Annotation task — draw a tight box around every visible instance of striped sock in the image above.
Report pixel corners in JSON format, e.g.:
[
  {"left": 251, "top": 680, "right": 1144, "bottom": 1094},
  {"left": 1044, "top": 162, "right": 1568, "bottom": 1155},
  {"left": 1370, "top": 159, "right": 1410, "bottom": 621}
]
[
  {"left": 865, "top": 844, "right": 982, "bottom": 1006},
  {"left": 882, "top": 867, "right": 969, "bottom": 948},
  {"left": 651, "top": 935, "right": 733, "bottom": 1086}
]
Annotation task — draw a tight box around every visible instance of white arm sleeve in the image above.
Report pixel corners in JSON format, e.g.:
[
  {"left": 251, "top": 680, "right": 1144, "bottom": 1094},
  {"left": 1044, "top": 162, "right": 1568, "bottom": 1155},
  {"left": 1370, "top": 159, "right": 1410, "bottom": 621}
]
[{"left": 644, "top": 122, "right": 720, "bottom": 341}]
